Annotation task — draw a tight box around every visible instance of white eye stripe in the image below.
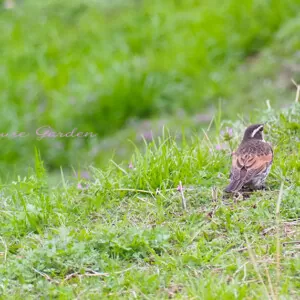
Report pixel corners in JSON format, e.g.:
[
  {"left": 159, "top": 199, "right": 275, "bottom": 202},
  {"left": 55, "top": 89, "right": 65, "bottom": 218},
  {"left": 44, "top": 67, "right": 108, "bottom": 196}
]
[{"left": 251, "top": 125, "right": 263, "bottom": 137}]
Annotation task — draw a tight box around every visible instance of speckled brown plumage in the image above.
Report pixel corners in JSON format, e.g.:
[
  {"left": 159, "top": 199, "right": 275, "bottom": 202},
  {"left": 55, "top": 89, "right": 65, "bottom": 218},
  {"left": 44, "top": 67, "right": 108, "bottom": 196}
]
[{"left": 225, "top": 124, "right": 273, "bottom": 193}]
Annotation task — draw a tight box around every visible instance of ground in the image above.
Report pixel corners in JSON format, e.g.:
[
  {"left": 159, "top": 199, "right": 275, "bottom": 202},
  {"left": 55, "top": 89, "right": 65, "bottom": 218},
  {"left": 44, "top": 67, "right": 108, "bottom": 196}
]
[
  {"left": 0, "top": 1, "right": 300, "bottom": 299},
  {"left": 0, "top": 102, "right": 299, "bottom": 299}
]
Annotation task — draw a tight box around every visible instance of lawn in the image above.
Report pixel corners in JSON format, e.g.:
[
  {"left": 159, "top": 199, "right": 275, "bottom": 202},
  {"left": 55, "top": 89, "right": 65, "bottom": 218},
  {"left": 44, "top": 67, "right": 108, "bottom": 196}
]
[
  {"left": 0, "top": 0, "right": 300, "bottom": 299},
  {"left": 0, "top": 0, "right": 300, "bottom": 175},
  {"left": 0, "top": 101, "right": 299, "bottom": 298}
]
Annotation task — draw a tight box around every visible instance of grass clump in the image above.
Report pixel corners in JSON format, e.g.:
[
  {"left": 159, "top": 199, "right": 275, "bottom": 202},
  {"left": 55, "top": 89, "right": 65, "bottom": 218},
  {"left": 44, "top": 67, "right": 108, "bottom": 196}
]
[
  {"left": 0, "top": 0, "right": 300, "bottom": 174},
  {"left": 0, "top": 102, "right": 299, "bottom": 298}
]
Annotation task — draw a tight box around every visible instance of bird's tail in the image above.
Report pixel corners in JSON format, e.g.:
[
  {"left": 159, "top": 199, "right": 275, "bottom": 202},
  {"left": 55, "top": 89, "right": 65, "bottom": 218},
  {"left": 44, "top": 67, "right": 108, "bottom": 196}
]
[{"left": 224, "top": 180, "right": 245, "bottom": 193}]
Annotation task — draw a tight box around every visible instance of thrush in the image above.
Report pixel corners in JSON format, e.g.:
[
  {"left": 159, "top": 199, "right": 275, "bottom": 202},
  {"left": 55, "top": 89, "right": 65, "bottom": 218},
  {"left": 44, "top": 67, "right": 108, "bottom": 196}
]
[{"left": 224, "top": 124, "right": 273, "bottom": 193}]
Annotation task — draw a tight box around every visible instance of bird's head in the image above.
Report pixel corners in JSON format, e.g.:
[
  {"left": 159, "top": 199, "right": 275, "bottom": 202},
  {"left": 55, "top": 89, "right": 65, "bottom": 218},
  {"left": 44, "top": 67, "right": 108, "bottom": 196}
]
[{"left": 242, "top": 124, "right": 265, "bottom": 141}]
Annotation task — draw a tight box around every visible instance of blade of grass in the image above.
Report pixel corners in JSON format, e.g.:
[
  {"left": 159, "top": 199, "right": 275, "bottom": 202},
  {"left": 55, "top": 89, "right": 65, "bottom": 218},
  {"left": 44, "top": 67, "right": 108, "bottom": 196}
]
[
  {"left": 275, "top": 182, "right": 284, "bottom": 299},
  {"left": 245, "top": 235, "right": 271, "bottom": 300}
]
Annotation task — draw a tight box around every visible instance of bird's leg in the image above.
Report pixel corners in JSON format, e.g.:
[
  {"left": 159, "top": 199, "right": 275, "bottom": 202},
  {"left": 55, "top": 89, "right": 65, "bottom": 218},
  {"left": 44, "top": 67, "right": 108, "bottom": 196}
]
[
  {"left": 258, "top": 183, "right": 268, "bottom": 190},
  {"left": 241, "top": 184, "right": 254, "bottom": 192}
]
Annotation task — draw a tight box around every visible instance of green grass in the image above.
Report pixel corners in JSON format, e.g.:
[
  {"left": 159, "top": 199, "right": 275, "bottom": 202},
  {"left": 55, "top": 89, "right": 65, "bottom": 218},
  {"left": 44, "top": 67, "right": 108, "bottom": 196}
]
[
  {"left": 0, "top": 0, "right": 300, "bottom": 175},
  {"left": 0, "top": 2, "right": 299, "bottom": 297},
  {"left": 0, "top": 102, "right": 299, "bottom": 298}
]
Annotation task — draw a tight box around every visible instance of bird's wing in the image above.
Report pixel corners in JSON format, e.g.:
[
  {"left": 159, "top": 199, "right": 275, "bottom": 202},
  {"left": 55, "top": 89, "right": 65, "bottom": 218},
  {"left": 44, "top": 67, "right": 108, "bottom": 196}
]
[{"left": 231, "top": 150, "right": 273, "bottom": 184}]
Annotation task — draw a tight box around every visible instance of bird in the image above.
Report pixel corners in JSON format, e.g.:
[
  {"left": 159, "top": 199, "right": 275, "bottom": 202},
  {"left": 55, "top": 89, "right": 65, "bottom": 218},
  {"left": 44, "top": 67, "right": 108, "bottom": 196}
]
[{"left": 224, "top": 124, "right": 273, "bottom": 193}]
